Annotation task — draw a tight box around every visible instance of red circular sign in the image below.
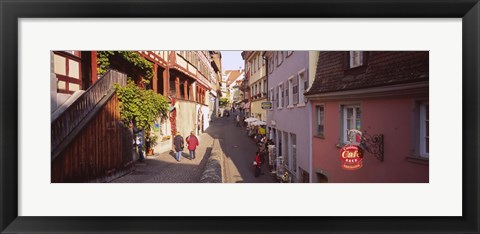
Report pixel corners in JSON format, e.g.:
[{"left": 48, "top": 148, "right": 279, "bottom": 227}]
[{"left": 340, "top": 145, "right": 364, "bottom": 170}]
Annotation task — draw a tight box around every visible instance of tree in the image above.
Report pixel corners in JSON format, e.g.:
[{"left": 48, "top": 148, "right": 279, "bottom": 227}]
[{"left": 219, "top": 97, "right": 229, "bottom": 108}]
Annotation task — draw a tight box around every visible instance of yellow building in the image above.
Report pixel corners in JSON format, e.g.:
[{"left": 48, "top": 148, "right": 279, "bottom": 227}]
[{"left": 242, "top": 51, "right": 267, "bottom": 121}]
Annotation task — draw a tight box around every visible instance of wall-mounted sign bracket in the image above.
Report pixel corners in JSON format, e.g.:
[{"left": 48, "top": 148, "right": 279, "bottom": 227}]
[{"left": 348, "top": 130, "right": 384, "bottom": 162}]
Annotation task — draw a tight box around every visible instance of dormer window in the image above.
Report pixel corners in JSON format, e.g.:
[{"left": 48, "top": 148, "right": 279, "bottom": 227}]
[{"left": 349, "top": 51, "right": 363, "bottom": 68}]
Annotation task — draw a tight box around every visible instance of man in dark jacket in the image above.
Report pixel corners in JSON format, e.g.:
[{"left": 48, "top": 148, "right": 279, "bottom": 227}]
[{"left": 173, "top": 132, "right": 184, "bottom": 162}]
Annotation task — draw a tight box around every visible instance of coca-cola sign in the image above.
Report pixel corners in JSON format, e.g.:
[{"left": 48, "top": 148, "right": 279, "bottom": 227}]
[{"left": 340, "top": 144, "right": 363, "bottom": 170}]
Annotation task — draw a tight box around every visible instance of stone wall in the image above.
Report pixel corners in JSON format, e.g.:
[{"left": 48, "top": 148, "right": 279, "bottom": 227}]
[{"left": 199, "top": 139, "right": 223, "bottom": 183}]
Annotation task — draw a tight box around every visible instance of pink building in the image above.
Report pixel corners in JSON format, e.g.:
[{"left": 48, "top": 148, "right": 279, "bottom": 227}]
[{"left": 305, "top": 51, "right": 429, "bottom": 183}]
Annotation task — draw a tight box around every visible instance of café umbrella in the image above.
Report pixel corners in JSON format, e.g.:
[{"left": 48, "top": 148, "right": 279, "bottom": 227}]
[
  {"left": 244, "top": 117, "right": 258, "bottom": 122},
  {"left": 251, "top": 120, "right": 267, "bottom": 126}
]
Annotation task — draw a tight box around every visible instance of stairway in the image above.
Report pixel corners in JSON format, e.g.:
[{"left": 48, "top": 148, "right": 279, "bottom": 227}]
[{"left": 51, "top": 70, "right": 127, "bottom": 161}]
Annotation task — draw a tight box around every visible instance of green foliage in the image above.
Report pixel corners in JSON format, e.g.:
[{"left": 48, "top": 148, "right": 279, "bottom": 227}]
[
  {"left": 97, "top": 51, "right": 115, "bottom": 75},
  {"left": 98, "top": 51, "right": 154, "bottom": 82},
  {"left": 219, "top": 97, "right": 229, "bottom": 107},
  {"left": 115, "top": 80, "right": 170, "bottom": 130}
]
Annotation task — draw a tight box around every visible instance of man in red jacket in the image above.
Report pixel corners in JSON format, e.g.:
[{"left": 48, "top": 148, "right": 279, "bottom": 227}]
[
  {"left": 254, "top": 151, "right": 263, "bottom": 177},
  {"left": 185, "top": 131, "right": 199, "bottom": 160}
]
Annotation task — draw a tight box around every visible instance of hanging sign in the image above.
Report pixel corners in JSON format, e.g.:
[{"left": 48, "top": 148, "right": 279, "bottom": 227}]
[
  {"left": 261, "top": 101, "right": 273, "bottom": 110},
  {"left": 340, "top": 144, "right": 363, "bottom": 170}
]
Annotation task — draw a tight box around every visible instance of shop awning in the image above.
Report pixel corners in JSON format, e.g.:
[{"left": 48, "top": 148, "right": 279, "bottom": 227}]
[{"left": 209, "top": 90, "right": 217, "bottom": 97}]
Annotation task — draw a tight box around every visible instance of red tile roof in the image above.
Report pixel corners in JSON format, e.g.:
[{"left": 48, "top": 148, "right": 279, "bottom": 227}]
[
  {"left": 225, "top": 70, "right": 243, "bottom": 87},
  {"left": 305, "top": 51, "right": 429, "bottom": 95}
]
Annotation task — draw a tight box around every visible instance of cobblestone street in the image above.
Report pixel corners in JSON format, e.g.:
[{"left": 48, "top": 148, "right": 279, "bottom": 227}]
[
  {"left": 110, "top": 115, "right": 275, "bottom": 183},
  {"left": 110, "top": 129, "right": 215, "bottom": 183}
]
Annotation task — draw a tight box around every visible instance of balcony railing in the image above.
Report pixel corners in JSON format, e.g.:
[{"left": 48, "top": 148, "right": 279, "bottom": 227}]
[{"left": 51, "top": 70, "right": 127, "bottom": 153}]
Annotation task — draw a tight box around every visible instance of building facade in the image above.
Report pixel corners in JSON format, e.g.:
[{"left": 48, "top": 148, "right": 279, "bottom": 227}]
[
  {"left": 168, "top": 51, "right": 217, "bottom": 139},
  {"left": 50, "top": 50, "right": 220, "bottom": 182},
  {"left": 225, "top": 69, "right": 245, "bottom": 106},
  {"left": 242, "top": 51, "right": 267, "bottom": 121},
  {"left": 264, "top": 51, "right": 314, "bottom": 183},
  {"left": 305, "top": 51, "right": 429, "bottom": 183},
  {"left": 210, "top": 51, "right": 223, "bottom": 119}
]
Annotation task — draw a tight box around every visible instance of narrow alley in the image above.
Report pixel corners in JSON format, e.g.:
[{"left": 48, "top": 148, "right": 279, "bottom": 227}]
[{"left": 111, "top": 114, "right": 275, "bottom": 183}]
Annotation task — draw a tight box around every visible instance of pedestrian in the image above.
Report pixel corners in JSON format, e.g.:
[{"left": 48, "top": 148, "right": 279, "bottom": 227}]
[
  {"left": 134, "top": 127, "right": 145, "bottom": 162},
  {"left": 236, "top": 114, "right": 241, "bottom": 127},
  {"left": 185, "top": 131, "right": 199, "bottom": 160},
  {"left": 254, "top": 150, "right": 263, "bottom": 177},
  {"left": 173, "top": 131, "right": 184, "bottom": 162}
]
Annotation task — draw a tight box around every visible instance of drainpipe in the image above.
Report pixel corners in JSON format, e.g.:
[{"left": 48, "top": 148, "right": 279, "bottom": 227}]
[
  {"left": 262, "top": 51, "right": 268, "bottom": 134},
  {"left": 263, "top": 52, "right": 268, "bottom": 102}
]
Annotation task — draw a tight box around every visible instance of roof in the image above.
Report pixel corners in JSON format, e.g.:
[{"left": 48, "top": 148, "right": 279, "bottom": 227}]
[
  {"left": 305, "top": 51, "right": 429, "bottom": 96},
  {"left": 224, "top": 69, "right": 243, "bottom": 87}
]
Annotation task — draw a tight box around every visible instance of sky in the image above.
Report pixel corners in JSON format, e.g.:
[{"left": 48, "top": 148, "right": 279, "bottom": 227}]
[{"left": 220, "top": 51, "right": 244, "bottom": 71}]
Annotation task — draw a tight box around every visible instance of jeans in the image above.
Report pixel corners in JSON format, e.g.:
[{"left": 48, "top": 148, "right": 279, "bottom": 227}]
[
  {"left": 176, "top": 151, "right": 182, "bottom": 161},
  {"left": 189, "top": 150, "right": 196, "bottom": 159},
  {"left": 138, "top": 144, "right": 144, "bottom": 161}
]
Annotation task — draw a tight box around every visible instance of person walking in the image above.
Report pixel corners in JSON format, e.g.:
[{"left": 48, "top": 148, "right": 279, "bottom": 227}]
[
  {"left": 254, "top": 151, "right": 263, "bottom": 177},
  {"left": 173, "top": 131, "right": 184, "bottom": 162},
  {"left": 185, "top": 131, "right": 199, "bottom": 160},
  {"left": 134, "top": 127, "right": 145, "bottom": 162},
  {"left": 236, "top": 114, "right": 241, "bottom": 127}
]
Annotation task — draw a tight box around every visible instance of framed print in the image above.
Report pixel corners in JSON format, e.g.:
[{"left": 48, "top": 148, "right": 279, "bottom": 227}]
[{"left": 1, "top": 0, "right": 479, "bottom": 233}]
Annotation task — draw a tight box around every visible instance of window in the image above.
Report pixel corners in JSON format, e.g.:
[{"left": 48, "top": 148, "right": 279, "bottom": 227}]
[
  {"left": 299, "top": 167, "right": 309, "bottom": 183},
  {"left": 272, "top": 88, "right": 277, "bottom": 108},
  {"left": 284, "top": 131, "right": 289, "bottom": 171},
  {"left": 419, "top": 102, "right": 429, "bottom": 158},
  {"left": 316, "top": 105, "right": 325, "bottom": 137},
  {"left": 277, "top": 85, "right": 282, "bottom": 108},
  {"left": 279, "top": 83, "right": 284, "bottom": 108},
  {"left": 290, "top": 133, "right": 297, "bottom": 174},
  {"left": 53, "top": 51, "right": 82, "bottom": 94},
  {"left": 349, "top": 51, "right": 363, "bottom": 68},
  {"left": 288, "top": 76, "right": 295, "bottom": 106},
  {"left": 257, "top": 55, "right": 260, "bottom": 69},
  {"left": 342, "top": 105, "right": 361, "bottom": 144},
  {"left": 276, "top": 52, "right": 280, "bottom": 67},
  {"left": 277, "top": 130, "right": 283, "bottom": 158},
  {"left": 292, "top": 75, "right": 299, "bottom": 105},
  {"left": 279, "top": 51, "right": 284, "bottom": 65},
  {"left": 298, "top": 70, "right": 307, "bottom": 105},
  {"left": 285, "top": 81, "right": 289, "bottom": 106}
]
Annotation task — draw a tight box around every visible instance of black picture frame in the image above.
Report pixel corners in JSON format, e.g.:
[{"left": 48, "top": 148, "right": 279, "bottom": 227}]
[{"left": 1, "top": 0, "right": 478, "bottom": 233}]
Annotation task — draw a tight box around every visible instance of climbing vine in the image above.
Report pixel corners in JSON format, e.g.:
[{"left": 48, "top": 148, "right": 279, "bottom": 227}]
[
  {"left": 115, "top": 80, "right": 170, "bottom": 130},
  {"left": 219, "top": 97, "right": 229, "bottom": 107},
  {"left": 97, "top": 51, "right": 154, "bottom": 82}
]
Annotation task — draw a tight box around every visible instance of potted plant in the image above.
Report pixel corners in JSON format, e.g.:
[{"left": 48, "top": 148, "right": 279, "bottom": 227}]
[
  {"left": 145, "top": 132, "right": 158, "bottom": 156},
  {"left": 162, "top": 135, "right": 171, "bottom": 142}
]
